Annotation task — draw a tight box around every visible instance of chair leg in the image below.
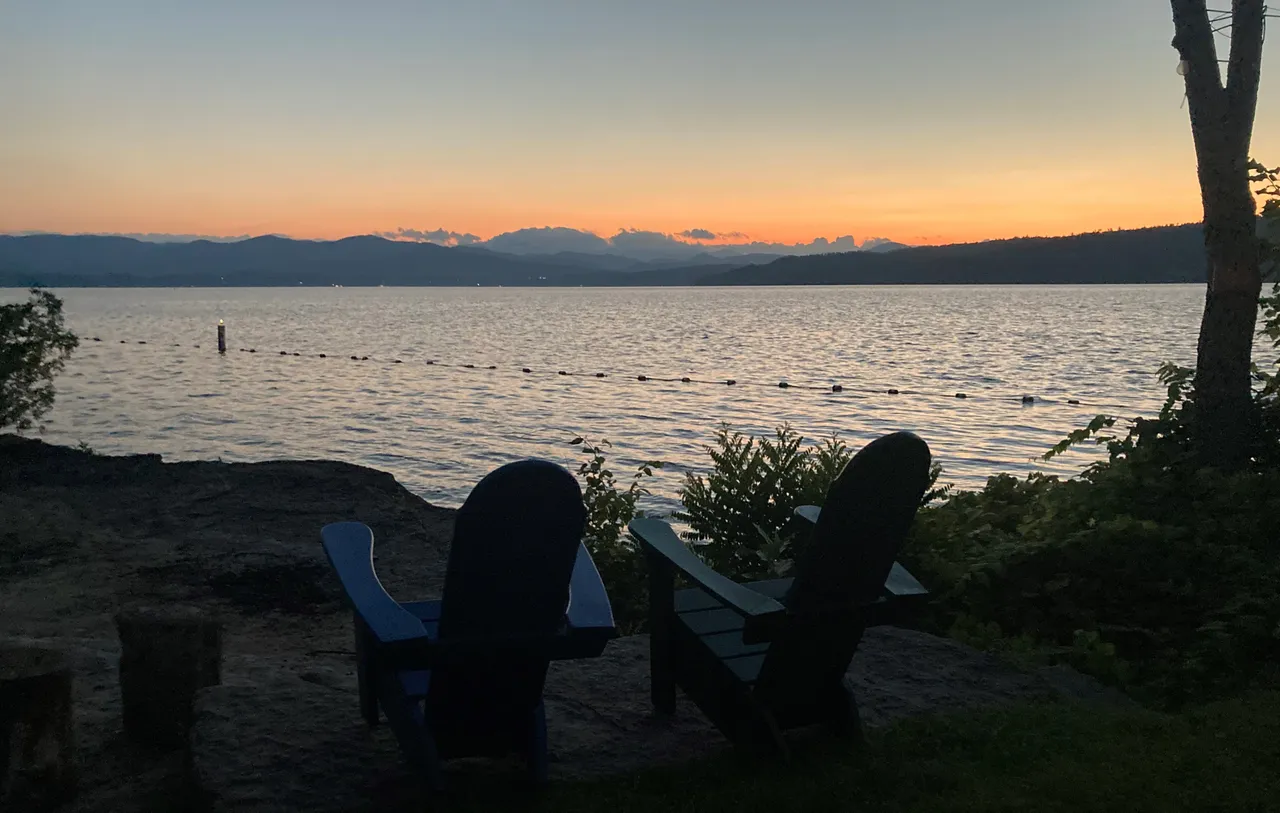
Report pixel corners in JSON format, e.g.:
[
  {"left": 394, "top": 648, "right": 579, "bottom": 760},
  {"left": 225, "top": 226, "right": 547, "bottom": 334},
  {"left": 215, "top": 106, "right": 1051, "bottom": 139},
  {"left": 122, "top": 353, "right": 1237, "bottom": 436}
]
[
  {"left": 527, "top": 703, "right": 550, "bottom": 785},
  {"left": 377, "top": 674, "right": 444, "bottom": 792},
  {"left": 649, "top": 631, "right": 676, "bottom": 715},
  {"left": 828, "top": 684, "right": 865, "bottom": 747},
  {"left": 735, "top": 704, "right": 790, "bottom": 762},
  {"left": 356, "top": 656, "right": 379, "bottom": 727},
  {"left": 647, "top": 556, "right": 677, "bottom": 715},
  {"left": 353, "top": 616, "right": 379, "bottom": 726}
]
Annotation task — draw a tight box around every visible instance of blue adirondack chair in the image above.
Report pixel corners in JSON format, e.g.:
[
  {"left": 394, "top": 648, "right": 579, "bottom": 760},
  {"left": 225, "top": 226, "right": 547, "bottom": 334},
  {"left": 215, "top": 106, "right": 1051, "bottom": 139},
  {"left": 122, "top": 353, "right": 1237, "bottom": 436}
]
[
  {"left": 320, "top": 459, "right": 617, "bottom": 789},
  {"left": 629, "top": 431, "right": 932, "bottom": 757}
]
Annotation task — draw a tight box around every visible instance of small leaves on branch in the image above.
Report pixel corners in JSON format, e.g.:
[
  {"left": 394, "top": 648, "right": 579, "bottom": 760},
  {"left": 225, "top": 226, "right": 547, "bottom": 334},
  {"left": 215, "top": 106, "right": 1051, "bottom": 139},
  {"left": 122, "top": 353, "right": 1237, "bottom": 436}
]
[{"left": 0, "top": 288, "right": 79, "bottom": 433}]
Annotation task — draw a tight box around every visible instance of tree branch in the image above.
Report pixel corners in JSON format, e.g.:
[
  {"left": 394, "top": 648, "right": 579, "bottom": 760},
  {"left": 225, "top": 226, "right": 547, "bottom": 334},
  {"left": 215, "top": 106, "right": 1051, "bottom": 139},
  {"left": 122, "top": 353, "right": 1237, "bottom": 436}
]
[
  {"left": 1172, "top": 0, "right": 1231, "bottom": 216},
  {"left": 1225, "top": 0, "right": 1265, "bottom": 156},
  {"left": 1173, "top": 0, "right": 1226, "bottom": 96}
]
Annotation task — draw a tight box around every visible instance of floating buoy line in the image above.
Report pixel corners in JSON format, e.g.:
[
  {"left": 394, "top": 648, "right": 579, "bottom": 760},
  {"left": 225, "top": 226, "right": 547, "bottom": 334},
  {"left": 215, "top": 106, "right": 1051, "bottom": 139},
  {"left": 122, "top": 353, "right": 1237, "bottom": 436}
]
[{"left": 79, "top": 333, "right": 1151, "bottom": 417}]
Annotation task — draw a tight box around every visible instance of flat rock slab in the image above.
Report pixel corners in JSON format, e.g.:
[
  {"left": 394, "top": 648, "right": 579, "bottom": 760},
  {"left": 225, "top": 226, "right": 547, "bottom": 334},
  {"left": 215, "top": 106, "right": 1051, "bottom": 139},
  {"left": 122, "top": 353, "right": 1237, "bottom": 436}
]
[{"left": 192, "top": 628, "right": 1101, "bottom": 812}]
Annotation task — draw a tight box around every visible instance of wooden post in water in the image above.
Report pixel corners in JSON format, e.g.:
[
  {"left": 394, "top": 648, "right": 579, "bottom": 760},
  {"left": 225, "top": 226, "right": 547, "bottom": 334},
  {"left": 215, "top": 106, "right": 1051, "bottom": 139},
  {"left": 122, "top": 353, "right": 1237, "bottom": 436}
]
[{"left": 217, "top": 320, "right": 226, "bottom": 353}]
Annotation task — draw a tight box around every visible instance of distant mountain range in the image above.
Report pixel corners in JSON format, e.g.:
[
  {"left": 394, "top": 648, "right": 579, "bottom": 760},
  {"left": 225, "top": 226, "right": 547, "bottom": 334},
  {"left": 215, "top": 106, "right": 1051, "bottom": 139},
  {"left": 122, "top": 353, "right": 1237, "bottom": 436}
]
[
  {"left": 0, "top": 224, "right": 1208, "bottom": 288},
  {"left": 365, "top": 225, "right": 909, "bottom": 261}
]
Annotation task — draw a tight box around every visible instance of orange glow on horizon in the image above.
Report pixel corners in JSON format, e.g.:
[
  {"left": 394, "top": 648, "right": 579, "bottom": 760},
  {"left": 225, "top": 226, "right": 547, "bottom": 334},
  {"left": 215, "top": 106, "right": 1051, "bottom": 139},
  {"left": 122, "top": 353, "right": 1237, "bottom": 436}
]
[{"left": 0, "top": 184, "right": 1211, "bottom": 249}]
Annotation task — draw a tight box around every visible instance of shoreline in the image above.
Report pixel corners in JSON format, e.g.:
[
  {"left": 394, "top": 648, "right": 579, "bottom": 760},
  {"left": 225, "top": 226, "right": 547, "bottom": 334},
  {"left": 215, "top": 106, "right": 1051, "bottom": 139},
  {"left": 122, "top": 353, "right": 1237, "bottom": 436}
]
[{"left": 0, "top": 436, "right": 1123, "bottom": 811}]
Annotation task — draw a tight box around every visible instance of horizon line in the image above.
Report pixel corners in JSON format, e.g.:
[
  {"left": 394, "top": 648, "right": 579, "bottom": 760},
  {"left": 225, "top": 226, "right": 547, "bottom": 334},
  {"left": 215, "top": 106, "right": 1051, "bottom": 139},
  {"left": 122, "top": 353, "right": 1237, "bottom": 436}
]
[{"left": 1, "top": 221, "right": 1207, "bottom": 252}]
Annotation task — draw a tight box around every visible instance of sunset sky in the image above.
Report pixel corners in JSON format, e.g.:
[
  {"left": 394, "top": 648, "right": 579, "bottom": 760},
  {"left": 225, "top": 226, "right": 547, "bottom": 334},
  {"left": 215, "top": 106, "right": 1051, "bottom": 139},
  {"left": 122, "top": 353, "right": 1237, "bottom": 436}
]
[{"left": 2, "top": 0, "right": 1278, "bottom": 247}]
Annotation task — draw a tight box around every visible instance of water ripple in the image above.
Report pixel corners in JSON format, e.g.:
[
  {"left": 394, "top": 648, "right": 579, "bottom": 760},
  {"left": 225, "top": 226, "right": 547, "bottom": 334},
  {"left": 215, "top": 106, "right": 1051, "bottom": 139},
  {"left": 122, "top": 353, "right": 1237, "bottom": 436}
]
[{"left": 11, "top": 284, "right": 1259, "bottom": 510}]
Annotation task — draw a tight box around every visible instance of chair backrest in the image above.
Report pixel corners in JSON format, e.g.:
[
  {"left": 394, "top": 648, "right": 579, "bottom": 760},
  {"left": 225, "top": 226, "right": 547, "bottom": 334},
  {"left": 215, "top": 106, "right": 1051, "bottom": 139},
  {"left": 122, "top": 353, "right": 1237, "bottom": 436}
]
[
  {"left": 426, "top": 459, "right": 586, "bottom": 737},
  {"left": 755, "top": 431, "right": 932, "bottom": 714}
]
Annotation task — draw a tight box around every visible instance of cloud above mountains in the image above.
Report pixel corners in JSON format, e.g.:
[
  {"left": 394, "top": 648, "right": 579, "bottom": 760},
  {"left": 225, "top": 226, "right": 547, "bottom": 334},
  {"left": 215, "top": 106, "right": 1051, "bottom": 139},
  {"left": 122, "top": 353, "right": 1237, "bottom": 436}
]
[
  {"left": 678, "top": 228, "right": 717, "bottom": 240},
  {"left": 379, "top": 225, "right": 907, "bottom": 261},
  {"left": 373, "top": 227, "right": 482, "bottom": 246}
]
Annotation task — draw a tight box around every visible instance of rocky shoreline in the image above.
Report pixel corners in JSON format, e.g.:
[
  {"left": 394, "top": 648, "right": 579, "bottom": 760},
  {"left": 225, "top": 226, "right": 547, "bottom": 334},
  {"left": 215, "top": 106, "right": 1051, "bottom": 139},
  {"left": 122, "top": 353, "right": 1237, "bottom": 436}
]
[{"left": 1, "top": 437, "right": 1128, "bottom": 811}]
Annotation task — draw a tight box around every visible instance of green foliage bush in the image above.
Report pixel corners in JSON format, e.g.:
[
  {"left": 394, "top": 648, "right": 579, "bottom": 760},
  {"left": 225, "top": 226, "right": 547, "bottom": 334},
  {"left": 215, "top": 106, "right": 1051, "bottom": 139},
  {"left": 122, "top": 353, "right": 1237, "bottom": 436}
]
[
  {"left": 0, "top": 288, "right": 79, "bottom": 432},
  {"left": 905, "top": 464, "right": 1280, "bottom": 705},
  {"left": 674, "top": 424, "right": 853, "bottom": 580},
  {"left": 571, "top": 436, "right": 661, "bottom": 632},
  {"left": 673, "top": 423, "right": 947, "bottom": 582}
]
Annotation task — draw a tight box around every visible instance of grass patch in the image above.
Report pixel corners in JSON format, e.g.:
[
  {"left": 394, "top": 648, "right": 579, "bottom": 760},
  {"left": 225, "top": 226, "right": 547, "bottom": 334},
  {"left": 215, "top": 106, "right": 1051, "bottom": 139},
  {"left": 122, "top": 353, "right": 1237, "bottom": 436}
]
[{"left": 509, "top": 692, "right": 1280, "bottom": 813}]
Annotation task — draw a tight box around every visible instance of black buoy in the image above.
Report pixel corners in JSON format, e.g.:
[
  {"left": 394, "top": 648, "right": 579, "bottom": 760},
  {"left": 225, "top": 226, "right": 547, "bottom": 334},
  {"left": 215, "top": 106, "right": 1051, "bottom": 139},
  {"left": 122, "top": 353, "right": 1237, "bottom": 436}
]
[
  {"left": 1068, "top": 399, "right": 1080, "bottom": 405},
  {"left": 217, "top": 320, "right": 226, "bottom": 354},
  {"left": 464, "top": 364, "right": 475, "bottom": 369},
  {"left": 955, "top": 392, "right": 967, "bottom": 399},
  {"left": 489, "top": 365, "right": 497, "bottom": 370},
  {"left": 293, "top": 352, "right": 300, "bottom": 357},
  {"left": 120, "top": 340, "right": 127, "bottom": 344},
  {"left": 778, "top": 382, "right": 789, "bottom": 388},
  {"left": 138, "top": 341, "right": 146, "bottom": 344},
  {"left": 559, "top": 371, "right": 569, "bottom": 376},
  {"left": 681, "top": 377, "right": 691, "bottom": 383},
  {"left": 319, "top": 353, "right": 327, "bottom": 358},
  {"left": 92, "top": 337, "right": 101, "bottom": 342},
  {"left": 426, "top": 360, "right": 435, "bottom": 365},
  {"left": 360, "top": 356, "right": 368, "bottom": 361},
  {"left": 249, "top": 348, "right": 256, "bottom": 353},
  {"left": 1022, "top": 395, "right": 1035, "bottom": 404},
  {"left": 522, "top": 368, "right": 531, "bottom": 373},
  {"left": 832, "top": 384, "right": 843, "bottom": 393},
  {"left": 726, "top": 379, "right": 736, "bottom": 385},
  {"left": 279, "top": 351, "right": 287, "bottom": 356},
  {"left": 637, "top": 375, "right": 647, "bottom": 381},
  {"left": 594, "top": 372, "right": 604, "bottom": 378},
  {"left": 393, "top": 359, "right": 403, "bottom": 364},
  {"left": 351, "top": 355, "right": 359, "bottom": 360},
  {"left": 887, "top": 388, "right": 899, "bottom": 395}
]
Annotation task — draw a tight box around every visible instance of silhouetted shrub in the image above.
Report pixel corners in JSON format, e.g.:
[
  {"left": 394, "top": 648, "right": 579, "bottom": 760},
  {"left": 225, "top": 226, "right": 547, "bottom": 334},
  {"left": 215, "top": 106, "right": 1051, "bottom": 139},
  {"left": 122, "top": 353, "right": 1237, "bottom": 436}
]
[{"left": 0, "top": 288, "right": 78, "bottom": 432}]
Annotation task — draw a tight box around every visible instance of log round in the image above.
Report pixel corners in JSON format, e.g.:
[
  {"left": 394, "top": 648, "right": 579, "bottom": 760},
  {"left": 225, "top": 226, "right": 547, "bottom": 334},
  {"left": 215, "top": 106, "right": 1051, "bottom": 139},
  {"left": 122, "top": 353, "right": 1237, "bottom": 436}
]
[
  {"left": 0, "top": 645, "right": 77, "bottom": 810},
  {"left": 115, "top": 607, "right": 223, "bottom": 750}
]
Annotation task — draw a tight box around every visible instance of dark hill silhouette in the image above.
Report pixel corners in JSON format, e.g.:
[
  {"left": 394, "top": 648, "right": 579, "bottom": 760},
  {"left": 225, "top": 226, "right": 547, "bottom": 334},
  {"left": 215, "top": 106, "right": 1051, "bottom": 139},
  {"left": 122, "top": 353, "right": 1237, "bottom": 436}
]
[
  {"left": 0, "top": 234, "right": 584, "bottom": 287},
  {"left": 697, "top": 225, "right": 1208, "bottom": 286},
  {"left": 0, "top": 225, "right": 1209, "bottom": 287}
]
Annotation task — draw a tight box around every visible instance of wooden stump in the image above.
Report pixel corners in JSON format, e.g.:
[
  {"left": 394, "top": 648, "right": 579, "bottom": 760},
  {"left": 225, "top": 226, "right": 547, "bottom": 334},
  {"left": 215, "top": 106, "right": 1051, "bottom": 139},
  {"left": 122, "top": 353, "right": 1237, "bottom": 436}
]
[
  {"left": 116, "top": 607, "right": 222, "bottom": 750},
  {"left": 0, "top": 645, "right": 77, "bottom": 810}
]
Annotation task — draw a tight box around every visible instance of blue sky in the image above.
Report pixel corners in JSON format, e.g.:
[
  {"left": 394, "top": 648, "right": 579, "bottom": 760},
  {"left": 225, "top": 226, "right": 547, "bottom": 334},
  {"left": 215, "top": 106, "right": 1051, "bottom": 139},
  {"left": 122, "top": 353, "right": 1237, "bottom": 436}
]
[{"left": 2, "top": 1, "right": 1276, "bottom": 244}]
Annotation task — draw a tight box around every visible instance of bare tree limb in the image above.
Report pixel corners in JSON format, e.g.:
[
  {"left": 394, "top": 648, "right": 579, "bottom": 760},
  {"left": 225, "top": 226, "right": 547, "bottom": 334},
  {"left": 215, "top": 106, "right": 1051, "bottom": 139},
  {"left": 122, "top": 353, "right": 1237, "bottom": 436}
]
[{"left": 1225, "top": 0, "right": 1265, "bottom": 157}]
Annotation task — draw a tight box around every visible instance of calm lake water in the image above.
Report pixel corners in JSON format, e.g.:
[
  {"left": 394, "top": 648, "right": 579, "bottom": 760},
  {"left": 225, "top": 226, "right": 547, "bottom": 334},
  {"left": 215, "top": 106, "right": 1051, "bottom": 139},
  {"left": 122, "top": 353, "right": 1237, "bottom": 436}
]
[{"left": 8, "top": 285, "right": 1222, "bottom": 510}]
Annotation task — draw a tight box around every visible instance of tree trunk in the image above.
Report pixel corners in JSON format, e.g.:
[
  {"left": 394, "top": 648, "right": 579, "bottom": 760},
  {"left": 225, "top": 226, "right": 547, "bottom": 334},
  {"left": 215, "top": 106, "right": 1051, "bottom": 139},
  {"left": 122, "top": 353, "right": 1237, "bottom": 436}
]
[
  {"left": 116, "top": 607, "right": 223, "bottom": 750},
  {"left": 1172, "top": 0, "right": 1266, "bottom": 468},
  {"left": 0, "top": 646, "right": 77, "bottom": 811}
]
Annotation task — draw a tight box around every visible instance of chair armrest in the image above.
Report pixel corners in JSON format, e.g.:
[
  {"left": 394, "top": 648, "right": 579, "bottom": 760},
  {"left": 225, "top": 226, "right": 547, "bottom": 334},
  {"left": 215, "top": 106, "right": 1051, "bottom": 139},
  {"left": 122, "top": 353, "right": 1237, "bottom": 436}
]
[
  {"left": 628, "top": 518, "right": 784, "bottom": 620},
  {"left": 321, "top": 522, "right": 431, "bottom": 646},
  {"left": 886, "top": 562, "right": 929, "bottom": 599},
  {"left": 566, "top": 543, "right": 616, "bottom": 633},
  {"left": 794, "top": 505, "right": 822, "bottom": 525}
]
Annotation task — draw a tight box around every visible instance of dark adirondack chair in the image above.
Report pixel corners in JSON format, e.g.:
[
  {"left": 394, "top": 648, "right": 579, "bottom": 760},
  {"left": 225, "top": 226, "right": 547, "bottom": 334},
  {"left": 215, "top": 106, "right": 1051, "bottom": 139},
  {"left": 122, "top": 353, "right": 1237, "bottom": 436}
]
[
  {"left": 629, "top": 431, "right": 932, "bottom": 756},
  {"left": 320, "top": 459, "right": 617, "bottom": 789}
]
